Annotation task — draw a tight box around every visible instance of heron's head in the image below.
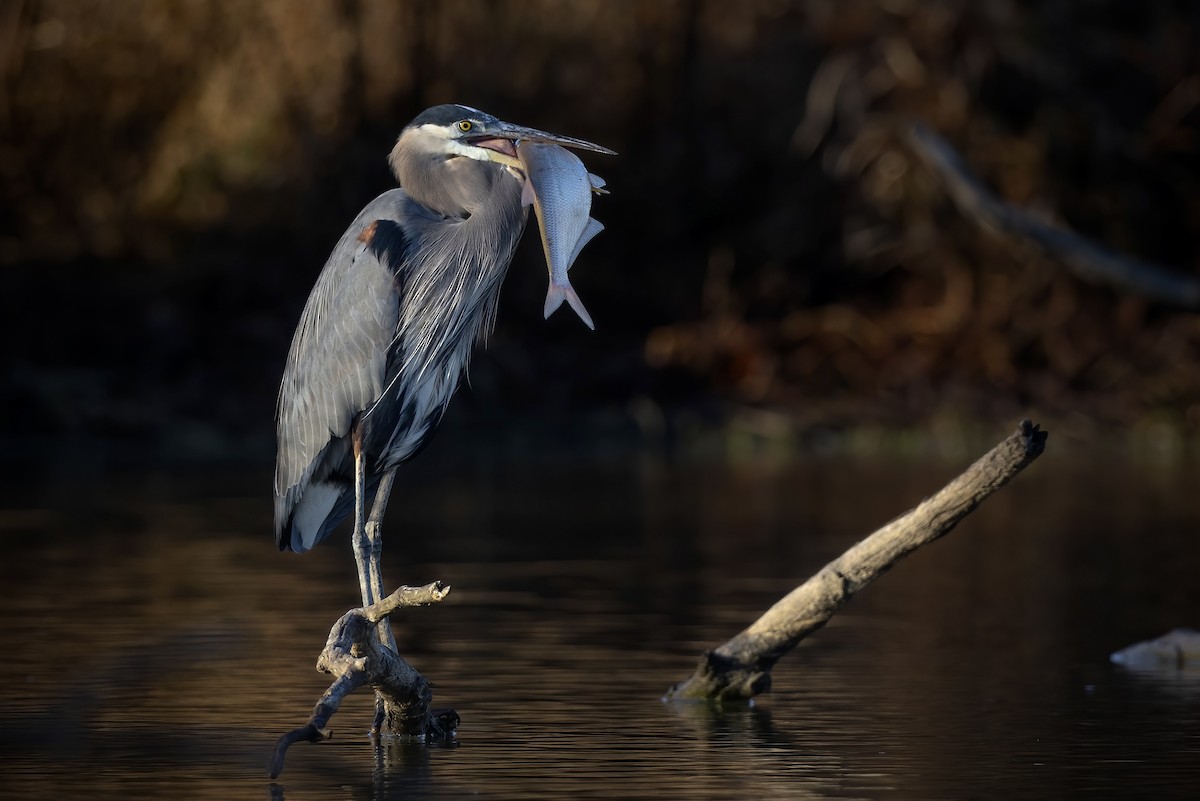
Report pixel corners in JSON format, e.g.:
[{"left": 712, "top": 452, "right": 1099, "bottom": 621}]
[{"left": 389, "top": 104, "right": 614, "bottom": 214}]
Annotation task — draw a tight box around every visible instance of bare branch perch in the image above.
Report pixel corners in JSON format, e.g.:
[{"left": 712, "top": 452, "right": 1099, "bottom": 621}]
[
  {"left": 907, "top": 123, "right": 1200, "bottom": 308},
  {"left": 269, "top": 581, "right": 458, "bottom": 779},
  {"left": 666, "top": 420, "right": 1047, "bottom": 702}
]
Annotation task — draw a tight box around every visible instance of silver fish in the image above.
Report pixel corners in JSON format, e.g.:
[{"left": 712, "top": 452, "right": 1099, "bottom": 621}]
[{"left": 517, "top": 141, "right": 606, "bottom": 329}]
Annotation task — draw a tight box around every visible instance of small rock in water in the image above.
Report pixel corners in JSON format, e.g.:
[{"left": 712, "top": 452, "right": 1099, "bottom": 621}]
[{"left": 1110, "top": 628, "right": 1200, "bottom": 669}]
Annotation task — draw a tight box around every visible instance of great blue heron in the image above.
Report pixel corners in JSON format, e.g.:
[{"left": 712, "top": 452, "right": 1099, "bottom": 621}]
[{"left": 272, "top": 104, "right": 613, "bottom": 659}]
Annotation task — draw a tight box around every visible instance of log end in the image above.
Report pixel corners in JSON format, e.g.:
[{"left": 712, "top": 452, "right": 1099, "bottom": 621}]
[
  {"left": 664, "top": 651, "right": 772, "bottom": 702},
  {"left": 267, "top": 723, "right": 331, "bottom": 779},
  {"left": 1018, "top": 419, "right": 1047, "bottom": 457}
]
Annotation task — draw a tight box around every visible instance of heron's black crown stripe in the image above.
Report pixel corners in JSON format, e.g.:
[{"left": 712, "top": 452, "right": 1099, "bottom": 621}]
[{"left": 408, "top": 104, "right": 495, "bottom": 129}]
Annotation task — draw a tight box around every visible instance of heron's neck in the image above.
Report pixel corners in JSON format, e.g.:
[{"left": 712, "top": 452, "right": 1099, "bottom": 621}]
[{"left": 390, "top": 143, "right": 507, "bottom": 218}]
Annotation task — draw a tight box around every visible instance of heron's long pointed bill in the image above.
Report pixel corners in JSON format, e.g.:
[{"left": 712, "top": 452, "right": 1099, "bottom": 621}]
[
  {"left": 494, "top": 122, "right": 617, "bottom": 155},
  {"left": 471, "top": 122, "right": 616, "bottom": 167}
]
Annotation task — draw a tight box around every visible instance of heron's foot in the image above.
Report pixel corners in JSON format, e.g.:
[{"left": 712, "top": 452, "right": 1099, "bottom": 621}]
[{"left": 371, "top": 695, "right": 387, "bottom": 738}]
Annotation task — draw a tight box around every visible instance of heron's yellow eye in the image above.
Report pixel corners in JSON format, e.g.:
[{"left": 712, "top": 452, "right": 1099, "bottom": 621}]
[{"left": 457, "top": 120, "right": 473, "bottom": 133}]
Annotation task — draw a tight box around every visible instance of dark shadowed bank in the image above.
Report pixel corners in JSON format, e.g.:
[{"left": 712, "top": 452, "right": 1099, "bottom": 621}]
[{"left": 4, "top": 0, "right": 1200, "bottom": 467}]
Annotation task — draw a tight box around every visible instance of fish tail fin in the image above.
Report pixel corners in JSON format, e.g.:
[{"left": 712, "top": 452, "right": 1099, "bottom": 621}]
[
  {"left": 544, "top": 285, "right": 567, "bottom": 319},
  {"left": 565, "top": 287, "right": 595, "bottom": 330},
  {"left": 543, "top": 284, "right": 596, "bottom": 330}
]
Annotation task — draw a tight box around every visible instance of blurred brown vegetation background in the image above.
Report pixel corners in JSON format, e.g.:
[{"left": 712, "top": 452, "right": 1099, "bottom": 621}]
[{"left": 4, "top": 0, "right": 1200, "bottom": 465}]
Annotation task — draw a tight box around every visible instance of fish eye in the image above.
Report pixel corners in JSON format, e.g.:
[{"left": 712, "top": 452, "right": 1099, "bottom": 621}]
[{"left": 457, "top": 120, "right": 473, "bottom": 133}]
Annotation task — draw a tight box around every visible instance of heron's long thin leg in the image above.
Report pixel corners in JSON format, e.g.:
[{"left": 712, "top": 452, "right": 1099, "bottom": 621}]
[
  {"left": 366, "top": 467, "right": 399, "bottom": 654},
  {"left": 352, "top": 428, "right": 394, "bottom": 737},
  {"left": 364, "top": 465, "right": 398, "bottom": 623},
  {"left": 364, "top": 466, "right": 399, "bottom": 736},
  {"left": 351, "top": 427, "right": 376, "bottom": 607}
]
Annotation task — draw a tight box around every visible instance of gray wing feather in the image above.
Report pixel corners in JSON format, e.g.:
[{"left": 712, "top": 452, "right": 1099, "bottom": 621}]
[{"left": 273, "top": 191, "right": 409, "bottom": 541}]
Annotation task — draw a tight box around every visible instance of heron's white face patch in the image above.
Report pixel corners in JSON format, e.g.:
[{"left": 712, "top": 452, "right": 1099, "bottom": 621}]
[
  {"left": 402, "top": 119, "right": 521, "bottom": 173},
  {"left": 415, "top": 122, "right": 463, "bottom": 140},
  {"left": 412, "top": 122, "right": 501, "bottom": 161}
]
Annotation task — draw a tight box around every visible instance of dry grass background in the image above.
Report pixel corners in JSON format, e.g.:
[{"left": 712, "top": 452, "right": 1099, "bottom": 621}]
[{"left": 4, "top": 0, "right": 1200, "bottom": 458}]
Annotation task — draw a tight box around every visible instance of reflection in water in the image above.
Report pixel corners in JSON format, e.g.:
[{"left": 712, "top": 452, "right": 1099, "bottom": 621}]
[{"left": 0, "top": 456, "right": 1198, "bottom": 800}]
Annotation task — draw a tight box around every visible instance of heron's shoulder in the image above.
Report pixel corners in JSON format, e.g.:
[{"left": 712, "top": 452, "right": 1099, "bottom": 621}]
[
  {"left": 355, "top": 187, "right": 414, "bottom": 216},
  {"left": 318, "top": 190, "right": 424, "bottom": 275},
  {"left": 354, "top": 188, "right": 444, "bottom": 225},
  {"left": 342, "top": 187, "right": 448, "bottom": 238}
]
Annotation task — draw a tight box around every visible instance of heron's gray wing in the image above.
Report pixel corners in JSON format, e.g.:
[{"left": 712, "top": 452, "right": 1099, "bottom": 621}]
[{"left": 273, "top": 195, "right": 411, "bottom": 548}]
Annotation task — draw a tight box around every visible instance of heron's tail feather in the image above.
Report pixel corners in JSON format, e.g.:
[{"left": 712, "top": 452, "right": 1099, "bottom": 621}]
[{"left": 286, "top": 480, "right": 344, "bottom": 552}]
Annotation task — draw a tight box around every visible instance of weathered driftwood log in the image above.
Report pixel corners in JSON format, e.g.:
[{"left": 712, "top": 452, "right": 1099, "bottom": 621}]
[
  {"left": 268, "top": 581, "right": 459, "bottom": 779},
  {"left": 667, "top": 419, "right": 1047, "bottom": 702},
  {"left": 907, "top": 123, "right": 1200, "bottom": 308}
]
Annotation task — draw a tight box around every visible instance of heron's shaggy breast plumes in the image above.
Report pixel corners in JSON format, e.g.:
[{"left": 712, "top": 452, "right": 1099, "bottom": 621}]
[{"left": 362, "top": 159, "right": 528, "bottom": 470}]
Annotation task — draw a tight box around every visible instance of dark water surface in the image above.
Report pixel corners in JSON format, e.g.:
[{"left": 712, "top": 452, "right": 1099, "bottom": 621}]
[{"left": 1, "top": 449, "right": 1198, "bottom": 800}]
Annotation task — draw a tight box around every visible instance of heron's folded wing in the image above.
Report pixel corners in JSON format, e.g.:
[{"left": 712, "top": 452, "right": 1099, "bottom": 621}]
[{"left": 273, "top": 215, "right": 409, "bottom": 507}]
